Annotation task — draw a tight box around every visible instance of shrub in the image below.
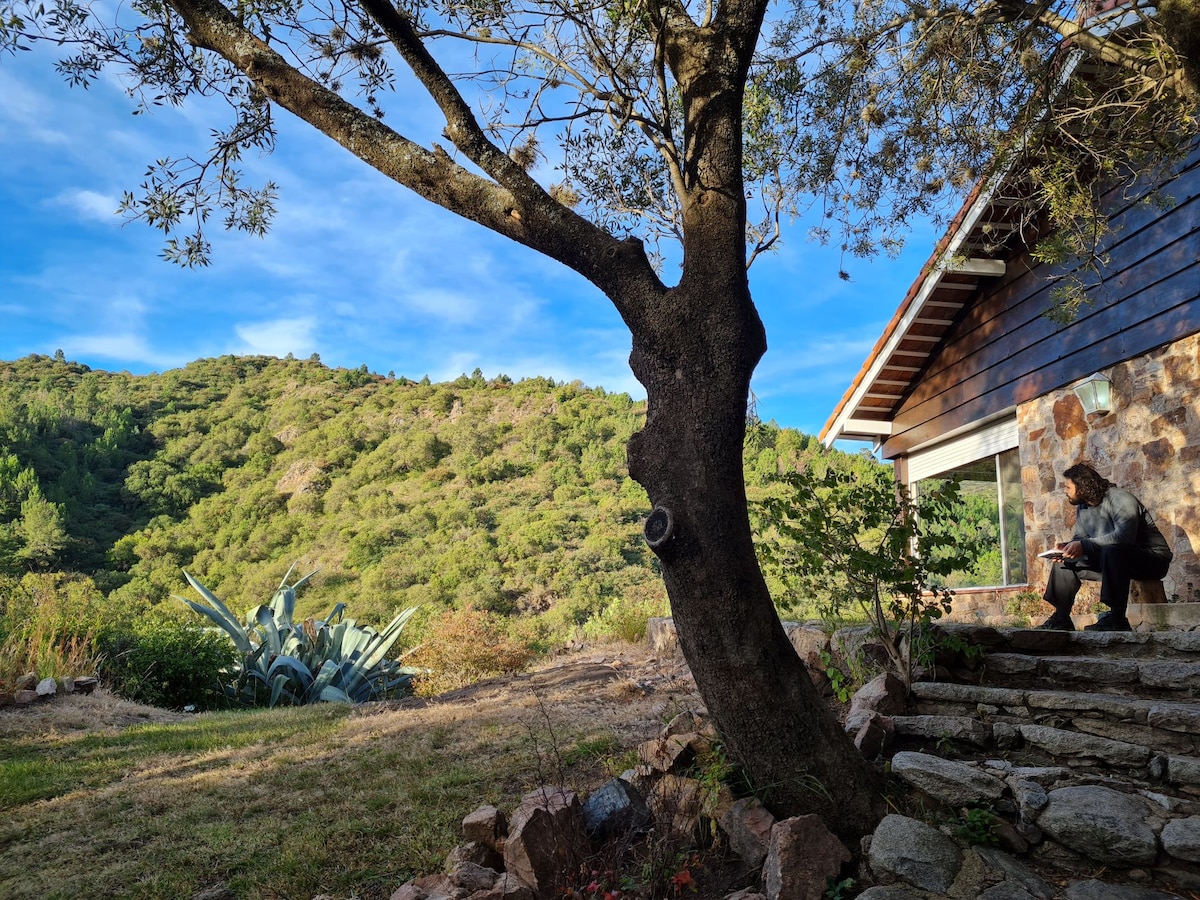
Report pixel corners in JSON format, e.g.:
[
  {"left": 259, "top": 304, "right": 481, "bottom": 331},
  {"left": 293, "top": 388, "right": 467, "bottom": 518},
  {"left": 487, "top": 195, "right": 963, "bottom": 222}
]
[
  {"left": 98, "top": 615, "right": 238, "bottom": 710},
  {"left": 180, "top": 565, "right": 420, "bottom": 706},
  {"left": 409, "top": 606, "right": 534, "bottom": 696},
  {"left": 0, "top": 572, "right": 119, "bottom": 683},
  {"left": 583, "top": 587, "right": 668, "bottom": 644}
]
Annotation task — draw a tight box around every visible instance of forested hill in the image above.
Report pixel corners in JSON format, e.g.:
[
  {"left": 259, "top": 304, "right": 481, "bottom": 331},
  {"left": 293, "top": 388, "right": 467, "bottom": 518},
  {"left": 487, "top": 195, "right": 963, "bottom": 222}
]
[{"left": 0, "top": 353, "right": 856, "bottom": 638}]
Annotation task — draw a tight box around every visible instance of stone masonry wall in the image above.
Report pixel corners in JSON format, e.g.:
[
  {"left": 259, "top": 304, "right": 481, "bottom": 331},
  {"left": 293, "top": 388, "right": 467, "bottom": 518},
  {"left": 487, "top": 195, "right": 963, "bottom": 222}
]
[{"left": 1017, "top": 331, "right": 1200, "bottom": 608}]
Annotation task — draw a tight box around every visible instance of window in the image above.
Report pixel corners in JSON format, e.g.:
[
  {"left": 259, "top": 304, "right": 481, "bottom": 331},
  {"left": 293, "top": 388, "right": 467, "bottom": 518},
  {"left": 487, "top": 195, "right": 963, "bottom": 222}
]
[{"left": 915, "top": 447, "right": 1027, "bottom": 588}]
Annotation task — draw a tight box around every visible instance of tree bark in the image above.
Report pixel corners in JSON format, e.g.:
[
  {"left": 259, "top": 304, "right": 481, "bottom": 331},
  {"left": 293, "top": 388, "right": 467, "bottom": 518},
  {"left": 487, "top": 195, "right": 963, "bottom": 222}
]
[{"left": 623, "top": 275, "right": 885, "bottom": 841}]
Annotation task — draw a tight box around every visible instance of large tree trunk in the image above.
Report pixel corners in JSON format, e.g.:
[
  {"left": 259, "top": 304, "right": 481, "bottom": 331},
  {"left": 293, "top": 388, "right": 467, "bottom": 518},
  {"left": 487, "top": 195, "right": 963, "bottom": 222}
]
[{"left": 625, "top": 275, "right": 885, "bottom": 841}]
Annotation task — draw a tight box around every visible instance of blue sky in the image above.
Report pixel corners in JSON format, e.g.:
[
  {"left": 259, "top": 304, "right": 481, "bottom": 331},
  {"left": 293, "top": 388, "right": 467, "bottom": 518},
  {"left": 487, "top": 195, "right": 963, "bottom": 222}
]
[{"left": 0, "top": 45, "right": 937, "bottom": 438}]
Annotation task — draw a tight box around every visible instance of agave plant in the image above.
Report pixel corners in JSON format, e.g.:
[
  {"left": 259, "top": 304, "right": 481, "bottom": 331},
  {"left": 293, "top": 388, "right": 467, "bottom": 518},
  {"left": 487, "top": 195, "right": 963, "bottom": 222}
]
[{"left": 176, "top": 564, "right": 420, "bottom": 707}]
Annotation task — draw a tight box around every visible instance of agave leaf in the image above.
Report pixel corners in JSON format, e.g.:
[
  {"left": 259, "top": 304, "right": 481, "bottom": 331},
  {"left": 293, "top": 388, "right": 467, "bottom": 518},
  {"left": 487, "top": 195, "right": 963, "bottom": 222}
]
[
  {"left": 176, "top": 596, "right": 253, "bottom": 654},
  {"left": 270, "top": 586, "right": 297, "bottom": 629},
  {"left": 291, "top": 567, "right": 320, "bottom": 592},
  {"left": 266, "top": 654, "right": 314, "bottom": 688},
  {"left": 255, "top": 605, "right": 283, "bottom": 656},
  {"left": 277, "top": 561, "right": 300, "bottom": 592},
  {"left": 269, "top": 672, "right": 291, "bottom": 708},
  {"left": 318, "top": 683, "right": 352, "bottom": 703},
  {"left": 359, "top": 606, "right": 420, "bottom": 670}
]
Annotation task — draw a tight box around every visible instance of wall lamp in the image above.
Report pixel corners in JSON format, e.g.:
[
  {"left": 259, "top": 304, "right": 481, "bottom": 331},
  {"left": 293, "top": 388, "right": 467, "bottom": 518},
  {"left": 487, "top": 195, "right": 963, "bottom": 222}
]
[{"left": 1073, "top": 372, "right": 1113, "bottom": 415}]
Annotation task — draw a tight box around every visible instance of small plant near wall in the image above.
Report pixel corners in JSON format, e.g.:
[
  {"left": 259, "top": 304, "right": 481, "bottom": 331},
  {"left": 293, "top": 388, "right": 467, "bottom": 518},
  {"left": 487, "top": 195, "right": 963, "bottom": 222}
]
[
  {"left": 178, "top": 564, "right": 420, "bottom": 707},
  {"left": 755, "top": 457, "right": 982, "bottom": 691}
]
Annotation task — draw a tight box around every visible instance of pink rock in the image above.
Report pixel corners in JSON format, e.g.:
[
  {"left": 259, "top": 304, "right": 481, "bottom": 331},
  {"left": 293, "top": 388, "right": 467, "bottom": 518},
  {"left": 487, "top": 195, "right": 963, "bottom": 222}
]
[
  {"left": 463, "top": 805, "right": 508, "bottom": 850},
  {"left": 762, "top": 815, "right": 852, "bottom": 900},
  {"left": 502, "top": 787, "right": 588, "bottom": 899},
  {"left": 719, "top": 797, "right": 776, "bottom": 868}
]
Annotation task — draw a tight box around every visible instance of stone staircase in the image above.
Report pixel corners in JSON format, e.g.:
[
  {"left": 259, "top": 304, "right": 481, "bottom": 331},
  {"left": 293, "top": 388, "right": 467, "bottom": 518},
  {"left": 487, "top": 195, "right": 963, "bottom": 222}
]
[{"left": 897, "top": 624, "right": 1200, "bottom": 795}]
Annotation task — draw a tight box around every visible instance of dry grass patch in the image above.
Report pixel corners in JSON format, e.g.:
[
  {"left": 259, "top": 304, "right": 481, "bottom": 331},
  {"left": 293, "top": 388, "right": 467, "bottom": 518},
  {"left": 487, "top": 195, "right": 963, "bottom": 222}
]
[{"left": 0, "top": 643, "right": 697, "bottom": 900}]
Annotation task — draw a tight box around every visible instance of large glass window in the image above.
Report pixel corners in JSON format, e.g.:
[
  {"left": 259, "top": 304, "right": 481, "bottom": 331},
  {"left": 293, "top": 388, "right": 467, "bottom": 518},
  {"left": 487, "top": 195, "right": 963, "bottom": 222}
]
[{"left": 916, "top": 447, "right": 1027, "bottom": 588}]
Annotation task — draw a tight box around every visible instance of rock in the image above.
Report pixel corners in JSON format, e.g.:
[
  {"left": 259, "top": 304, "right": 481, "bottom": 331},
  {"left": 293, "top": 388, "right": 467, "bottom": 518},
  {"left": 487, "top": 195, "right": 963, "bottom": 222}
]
[
  {"left": 447, "top": 842, "right": 503, "bottom": 872},
  {"left": 1008, "top": 778, "right": 1049, "bottom": 820},
  {"left": 993, "top": 723, "right": 1020, "bottom": 750},
  {"left": 1063, "top": 880, "right": 1183, "bottom": 899},
  {"left": 581, "top": 777, "right": 651, "bottom": 840},
  {"left": 449, "top": 862, "right": 497, "bottom": 893},
  {"left": 867, "top": 814, "right": 963, "bottom": 893},
  {"left": 74, "top": 676, "right": 98, "bottom": 694},
  {"left": 721, "top": 890, "right": 767, "bottom": 900},
  {"left": 973, "top": 847, "right": 1054, "bottom": 899},
  {"left": 849, "top": 672, "right": 908, "bottom": 717},
  {"left": 891, "top": 715, "right": 992, "bottom": 747},
  {"left": 647, "top": 617, "right": 678, "bottom": 655},
  {"left": 35, "top": 677, "right": 57, "bottom": 696},
  {"left": 502, "top": 788, "right": 588, "bottom": 900},
  {"left": 1160, "top": 815, "right": 1200, "bottom": 862},
  {"left": 853, "top": 712, "right": 893, "bottom": 759},
  {"left": 855, "top": 887, "right": 925, "bottom": 899},
  {"left": 390, "top": 873, "right": 457, "bottom": 900},
  {"left": 718, "top": 797, "right": 775, "bottom": 869},
  {"left": 463, "top": 805, "right": 507, "bottom": 850},
  {"left": 14, "top": 690, "right": 39, "bottom": 705},
  {"left": 648, "top": 774, "right": 705, "bottom": 839},
  {"left": 15, "top": 673, "right": 36, "bottom": 691},
  {"left": 1018, "top": 725, "right": 1150, "bottom": 767},
  {"left": 637, "top": 734, "right": 696, "bottom": 772},
  {"left": 890, "top": 751, "right": 1008, "bottom": 806},
  {"left": 1037, "top": 786, "right": 1161, "bottom": 867},
  {"left": 782, "top": 622, "right": 830, "bottom": 669},
  {"left": 466, "top": 873, "right": 535, "bottom": 900},
  {"left": 1165, "top": 755, "right": 1200, "bottom": 790},
  {"left": 762, "top": 815, "right": 851, "bottom": 900}
]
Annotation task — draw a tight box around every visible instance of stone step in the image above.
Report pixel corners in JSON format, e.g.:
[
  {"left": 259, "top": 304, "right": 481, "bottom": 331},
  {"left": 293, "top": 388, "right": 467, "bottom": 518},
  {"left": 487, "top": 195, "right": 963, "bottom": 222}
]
[
  {"left": 934, "top": 623, "right": 1200, "bottom": 660},
  {"left": 911, "top": 681, "right": 1200, "bottom": 757},
  {"left": 889, "top": 711, "right": 1200, "bottom": 795},
  {"left": 959, "top": 652, "right": 1200, "bottom": 699}
]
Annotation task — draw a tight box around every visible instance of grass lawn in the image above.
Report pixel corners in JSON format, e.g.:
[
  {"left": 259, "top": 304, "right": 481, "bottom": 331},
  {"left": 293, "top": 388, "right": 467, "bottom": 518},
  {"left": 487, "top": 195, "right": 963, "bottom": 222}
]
[{"left": 0, "top": 646, "right": 679, "bottom": 899}]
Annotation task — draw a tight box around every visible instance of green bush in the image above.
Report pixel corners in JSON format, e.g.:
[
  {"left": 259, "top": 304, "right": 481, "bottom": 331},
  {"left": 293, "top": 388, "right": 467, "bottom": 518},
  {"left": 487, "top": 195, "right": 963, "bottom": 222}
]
[{"left": 99, "top": 615, "right": 238, "bottom": 710}]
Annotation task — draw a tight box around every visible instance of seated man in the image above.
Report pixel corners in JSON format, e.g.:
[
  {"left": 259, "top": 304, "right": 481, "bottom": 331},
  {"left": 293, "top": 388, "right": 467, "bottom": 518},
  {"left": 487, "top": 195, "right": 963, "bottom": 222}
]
[{"left": 1039, "top": 463, "right": 1172, "bottom": 631}]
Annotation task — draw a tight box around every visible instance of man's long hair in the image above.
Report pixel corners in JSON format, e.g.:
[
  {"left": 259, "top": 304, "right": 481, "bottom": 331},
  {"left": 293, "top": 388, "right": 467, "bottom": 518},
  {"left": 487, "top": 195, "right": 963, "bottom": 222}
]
[{"left": 1064, "top": 463, "right": 1113, "bottom": 507}]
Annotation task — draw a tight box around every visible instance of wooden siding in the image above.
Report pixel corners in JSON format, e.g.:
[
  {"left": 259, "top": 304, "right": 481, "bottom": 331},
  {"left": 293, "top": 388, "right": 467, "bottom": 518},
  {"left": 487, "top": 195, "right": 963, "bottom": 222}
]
[{"left": 881, "top": 145, "right": 1200, "bottom": 459}]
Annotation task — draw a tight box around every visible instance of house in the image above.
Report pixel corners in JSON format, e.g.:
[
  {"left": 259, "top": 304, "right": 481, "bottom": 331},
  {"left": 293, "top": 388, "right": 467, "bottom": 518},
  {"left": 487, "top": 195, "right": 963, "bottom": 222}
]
[{"left": 819, "top": 138, "right": 1199, "bottom": 624}]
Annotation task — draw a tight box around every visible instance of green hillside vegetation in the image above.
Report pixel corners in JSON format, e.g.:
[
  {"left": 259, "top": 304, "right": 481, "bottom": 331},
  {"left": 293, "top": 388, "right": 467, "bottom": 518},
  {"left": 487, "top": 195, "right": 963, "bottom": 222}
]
[
  {"left": 0, "top": 353, "right": 907, "bottom": 687},
  {"left": 0, "top": 353, "right": 1005, "bottom": 707}
]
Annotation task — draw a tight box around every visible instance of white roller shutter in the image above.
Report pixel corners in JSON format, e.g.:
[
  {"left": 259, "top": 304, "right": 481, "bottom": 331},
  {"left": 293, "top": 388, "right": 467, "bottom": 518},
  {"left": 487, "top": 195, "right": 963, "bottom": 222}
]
[{"left": 906, "top": 417, "right": 1019, "bottom": 483}]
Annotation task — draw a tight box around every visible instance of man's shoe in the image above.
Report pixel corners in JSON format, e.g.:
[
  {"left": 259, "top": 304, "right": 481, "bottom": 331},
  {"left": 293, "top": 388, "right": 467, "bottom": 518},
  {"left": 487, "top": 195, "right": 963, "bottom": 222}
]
[
  {"left": 1084, "top": 613, "right": 1132, "bottom": 632},
  {"left": 1037, "top": 615, "right": 1075, "bottom": 631}
]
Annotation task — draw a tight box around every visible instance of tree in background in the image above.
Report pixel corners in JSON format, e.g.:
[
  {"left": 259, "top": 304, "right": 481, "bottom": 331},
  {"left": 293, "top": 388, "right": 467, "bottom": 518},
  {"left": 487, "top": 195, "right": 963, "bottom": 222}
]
[{"left": 2, "top": 0, "right": 1195, "bottom": 836}]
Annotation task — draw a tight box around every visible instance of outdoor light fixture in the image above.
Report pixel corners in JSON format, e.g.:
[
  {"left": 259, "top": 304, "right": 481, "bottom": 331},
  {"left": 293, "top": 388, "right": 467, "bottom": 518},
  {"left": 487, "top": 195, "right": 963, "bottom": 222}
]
[{"left": 1073, "top": 373, "right": 1113, "bottom": 415}]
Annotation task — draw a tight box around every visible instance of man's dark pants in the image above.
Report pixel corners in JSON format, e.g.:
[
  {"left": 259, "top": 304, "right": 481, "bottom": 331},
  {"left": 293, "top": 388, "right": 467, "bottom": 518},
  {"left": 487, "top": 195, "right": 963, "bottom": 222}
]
[{"left": 1044, "top": 545, "right": 1172, "bottom": 619}]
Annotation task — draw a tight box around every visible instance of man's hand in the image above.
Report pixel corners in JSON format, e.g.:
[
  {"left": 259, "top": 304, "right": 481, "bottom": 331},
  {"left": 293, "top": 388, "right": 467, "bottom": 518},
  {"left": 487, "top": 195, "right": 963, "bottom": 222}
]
[{"left": 1056, "top": 540, "right": 1084, "bottom": 559}]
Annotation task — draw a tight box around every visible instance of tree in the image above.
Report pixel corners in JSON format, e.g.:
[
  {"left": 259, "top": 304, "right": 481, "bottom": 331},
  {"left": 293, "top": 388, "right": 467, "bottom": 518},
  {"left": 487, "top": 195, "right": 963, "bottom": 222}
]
[{"left": 2, "top": 0, "right": 1195, "bottom": 838}]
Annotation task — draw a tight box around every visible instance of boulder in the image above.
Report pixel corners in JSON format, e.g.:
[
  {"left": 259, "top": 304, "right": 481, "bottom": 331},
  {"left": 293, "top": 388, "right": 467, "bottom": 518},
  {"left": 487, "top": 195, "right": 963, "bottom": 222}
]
[
  {"left": 35, "top": 677, "right": 57, "bottom": 696},
  {"left": 1037, "top": 786, "right": 1161, "bottom": 867},
  {"left": 449, "top": 862, "right": 498, "bottom": 893},
  {"left": 718, "top": 797, "right": 775, "bottom": 869},
  {"left": 447, "top": 841, "right": 503, "bottom": 872},
  {"left": 581, "top": 777, "right": 651, "bottom": 840},
  {"left": 647, "top": 774, "right": 705, "bottom": 839},
  {"left": 849, "top": 672, "right": 908, "bottom": 718},
  {"left": 502, "top": 788, "right": 587, "bottom": 900},
  {"left": 762, "top": 815, "right": 851, "bottom": 900},
  {"left": 867, "top": 814, "right": 963, "bottom": 893},
  {"left": 1160, "top": 816, "right": 1200, "bottom": 862},
  {"left": 852, "top": 712, "right": 893, "bottom": 760},
  {"left": 1063, "top": 880, "right": 1183, "bottom": 899},
  {"left": 462, "top": 805, "right": 507, "bottom": 851},
  {"left": 890, "top": 751, "right": 1008, "bottom": 806}
]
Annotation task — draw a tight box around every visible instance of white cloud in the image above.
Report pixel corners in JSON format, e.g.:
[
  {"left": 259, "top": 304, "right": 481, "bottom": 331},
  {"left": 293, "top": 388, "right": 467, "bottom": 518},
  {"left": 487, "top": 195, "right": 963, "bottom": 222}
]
[
  {"left": 63, "top": 332, "right": 185, "bottom": 370},
  {"left": 53, "top": 189, "right": 122, "bottom": 224},
  {"left": 234, "top": 316, "right": 317, "bottom": 357}
]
